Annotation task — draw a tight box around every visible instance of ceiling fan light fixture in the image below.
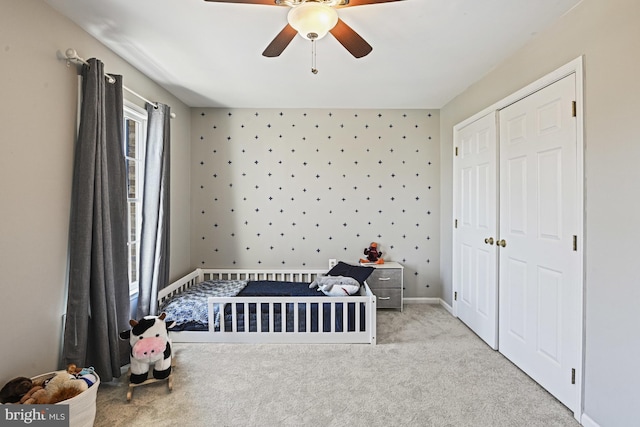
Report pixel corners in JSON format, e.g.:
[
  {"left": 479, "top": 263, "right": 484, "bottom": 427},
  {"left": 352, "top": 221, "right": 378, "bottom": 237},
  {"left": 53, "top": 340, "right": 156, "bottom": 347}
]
[{"left": 287, "top": 2, "right": 339, "bottom": 40}]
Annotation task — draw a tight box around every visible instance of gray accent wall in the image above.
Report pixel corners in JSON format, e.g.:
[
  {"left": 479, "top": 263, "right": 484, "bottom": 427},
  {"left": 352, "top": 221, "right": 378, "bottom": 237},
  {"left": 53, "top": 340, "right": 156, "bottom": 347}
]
[{"left": 191, "top": 109, "right": 440, "bottom": 298}]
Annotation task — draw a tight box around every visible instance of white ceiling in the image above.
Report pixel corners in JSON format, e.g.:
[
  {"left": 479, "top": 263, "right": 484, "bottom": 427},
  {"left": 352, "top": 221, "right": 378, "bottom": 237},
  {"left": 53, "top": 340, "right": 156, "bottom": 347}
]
[{"left": 44, "top": 0, "right": 582, "bottom": 109}]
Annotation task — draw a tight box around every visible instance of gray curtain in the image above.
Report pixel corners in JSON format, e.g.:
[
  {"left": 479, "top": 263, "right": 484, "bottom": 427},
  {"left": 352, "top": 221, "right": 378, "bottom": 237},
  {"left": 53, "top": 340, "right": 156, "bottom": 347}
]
[
  {"left": 62, "top": 59, "right": 130, "bottom": 382},
  {"left": 136, "top": 103, "right": 171, "bottom": 317}
]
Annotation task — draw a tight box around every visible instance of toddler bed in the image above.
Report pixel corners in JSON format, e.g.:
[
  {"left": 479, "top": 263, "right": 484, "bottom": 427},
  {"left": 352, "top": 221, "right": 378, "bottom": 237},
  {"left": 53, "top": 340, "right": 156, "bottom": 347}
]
[{"left": 157, "top": 267, "right": 377, "bottom": 344}]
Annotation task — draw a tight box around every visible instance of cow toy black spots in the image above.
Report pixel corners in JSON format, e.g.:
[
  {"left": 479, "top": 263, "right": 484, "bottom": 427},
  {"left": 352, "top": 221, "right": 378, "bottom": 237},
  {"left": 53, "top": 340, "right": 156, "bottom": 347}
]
[{"left": 119, "top": 312, "right": 175, "bottom": 385}]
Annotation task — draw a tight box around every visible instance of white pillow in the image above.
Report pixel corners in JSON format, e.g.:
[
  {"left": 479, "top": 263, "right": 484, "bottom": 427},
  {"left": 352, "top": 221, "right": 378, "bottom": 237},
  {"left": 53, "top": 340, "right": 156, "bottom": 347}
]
[{"left": 309, "top": 276, "right": 360, "bottom": 296}]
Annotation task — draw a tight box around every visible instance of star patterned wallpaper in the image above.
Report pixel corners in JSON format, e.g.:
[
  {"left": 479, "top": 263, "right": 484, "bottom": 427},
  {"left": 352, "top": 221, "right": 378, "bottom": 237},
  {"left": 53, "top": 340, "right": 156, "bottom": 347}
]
[{"left": 191, "top": 109, "right": 440, "bottom": 298}]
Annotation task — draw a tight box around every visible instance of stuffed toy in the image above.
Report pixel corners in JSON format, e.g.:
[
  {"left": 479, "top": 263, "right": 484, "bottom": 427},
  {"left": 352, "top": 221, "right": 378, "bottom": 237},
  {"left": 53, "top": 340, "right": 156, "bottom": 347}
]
[
  {"left": 310, "top": 276, "right": 361, "bottom": 296},
  {"left": 119, "top": 312, "right": 176, "bottom": 384},
  {"left": 360, "top": 242, "right": 384, "bottom": 264},
  {"left": 20, "top": 371, "right": 88, "bottom": 405},
  {"left": 0, "top": 377, "right": 33, "bottom": 403},
  {"left": 63, "top": 364, "right": 97, "bottom": 387}
]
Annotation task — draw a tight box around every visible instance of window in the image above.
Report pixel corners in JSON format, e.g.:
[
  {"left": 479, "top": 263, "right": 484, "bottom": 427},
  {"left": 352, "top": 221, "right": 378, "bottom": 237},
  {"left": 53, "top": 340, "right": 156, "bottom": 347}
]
[{"left": 124, "top": 102, "right": 147, "bottom": 296}]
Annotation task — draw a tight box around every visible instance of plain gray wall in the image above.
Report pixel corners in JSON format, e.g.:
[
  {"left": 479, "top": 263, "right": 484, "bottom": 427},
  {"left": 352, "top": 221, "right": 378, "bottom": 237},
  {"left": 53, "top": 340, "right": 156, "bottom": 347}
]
[
  {"left": 439, "top": 0, "right": 640, "bottom": 425},
  {"left": 0, "top": 0, "right": 192, "bottom": 383}
]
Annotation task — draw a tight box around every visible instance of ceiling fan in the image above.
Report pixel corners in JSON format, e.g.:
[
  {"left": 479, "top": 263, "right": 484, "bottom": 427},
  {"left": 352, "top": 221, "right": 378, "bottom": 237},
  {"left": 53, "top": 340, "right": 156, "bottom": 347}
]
[{"left": 205, "top": 0, "right": 403, "bottom": 59}]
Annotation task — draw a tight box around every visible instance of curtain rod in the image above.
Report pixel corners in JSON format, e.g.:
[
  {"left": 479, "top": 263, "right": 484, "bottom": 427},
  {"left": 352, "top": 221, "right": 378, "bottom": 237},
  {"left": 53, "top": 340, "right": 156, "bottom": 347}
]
[{"left": 63, "top": 48, "right": 176, "bottom": 119}]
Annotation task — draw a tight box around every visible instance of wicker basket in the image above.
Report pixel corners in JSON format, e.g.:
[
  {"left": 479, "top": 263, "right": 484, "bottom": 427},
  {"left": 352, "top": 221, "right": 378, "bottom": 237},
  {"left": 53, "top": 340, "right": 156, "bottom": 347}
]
[{"left": 32, "top": 371, "right": 100, "bottom": 427}]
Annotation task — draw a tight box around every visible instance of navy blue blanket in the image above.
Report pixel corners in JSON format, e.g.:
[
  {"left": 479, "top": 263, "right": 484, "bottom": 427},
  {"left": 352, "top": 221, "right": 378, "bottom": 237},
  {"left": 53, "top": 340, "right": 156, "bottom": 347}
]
[
  {"left": 237, "top": 280, "right": 321, "bottom": 297},
  {"left": 221, "top": 280, "right": 366, "bottom": 333}
]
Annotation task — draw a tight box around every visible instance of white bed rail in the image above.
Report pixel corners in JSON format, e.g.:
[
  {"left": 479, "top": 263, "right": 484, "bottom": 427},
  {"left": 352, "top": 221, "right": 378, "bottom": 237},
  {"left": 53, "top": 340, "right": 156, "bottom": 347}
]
[
  {"left": 200, "top": 269, "right": 325, "bottom": 284},
  {"left": 159, "top": 268, "right": 377, "bottom": 344},
  {"left": 207, "top": 285, "right": 376, "bottom": 344},
  {"left": 158, "top": 269, "right": 202, "bottom": 307},
  {"left": 159, "top": 268, "right": 326, "bottom": 304}
]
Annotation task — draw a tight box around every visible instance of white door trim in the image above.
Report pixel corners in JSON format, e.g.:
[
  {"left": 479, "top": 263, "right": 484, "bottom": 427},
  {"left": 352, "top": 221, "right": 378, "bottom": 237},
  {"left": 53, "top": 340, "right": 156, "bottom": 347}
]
[
  {"left": 454, "top": 56, "right": 584, "bottom": 133},
  {"left": 451, "top": 56, "right": 584, "bottom": 423}
]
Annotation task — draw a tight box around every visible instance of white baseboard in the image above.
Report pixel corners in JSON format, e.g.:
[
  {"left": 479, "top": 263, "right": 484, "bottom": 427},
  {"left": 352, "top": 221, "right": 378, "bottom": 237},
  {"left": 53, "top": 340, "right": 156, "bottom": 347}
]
[
  {"left": 404, "top": 297, "right": 440, "bottom": 305},
  {"left": 580, "top": 413, "right": 600, "bottom": 427},
  {"left": 439, "top": 299, "right": 453, "bottom": 315},
  {"left": 404, "top": 298, "right": 454, "bottom": 315}
]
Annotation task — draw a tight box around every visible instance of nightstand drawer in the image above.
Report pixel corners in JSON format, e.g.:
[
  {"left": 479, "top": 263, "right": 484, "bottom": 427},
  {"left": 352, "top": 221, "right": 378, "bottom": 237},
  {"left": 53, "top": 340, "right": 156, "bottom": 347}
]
[
  {"left": 373, "top": 289, "right": 402, "bottom": 309},
  {"left": 367, "top": 269, "right": 402, "bottom": 290}
]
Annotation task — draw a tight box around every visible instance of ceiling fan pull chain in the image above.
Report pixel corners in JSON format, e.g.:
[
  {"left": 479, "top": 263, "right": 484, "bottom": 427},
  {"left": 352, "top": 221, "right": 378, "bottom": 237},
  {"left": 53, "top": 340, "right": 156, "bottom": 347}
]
[{"left": 311, "top": 38, "right": 318, "bottom": 74}]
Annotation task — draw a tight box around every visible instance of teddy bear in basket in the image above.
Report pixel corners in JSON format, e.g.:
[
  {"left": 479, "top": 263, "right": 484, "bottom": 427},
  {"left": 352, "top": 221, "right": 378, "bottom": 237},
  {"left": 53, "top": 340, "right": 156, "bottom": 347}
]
[
  {"left": 20, "top": 372, "right": 88, "bottom": 404},
  {"left": 0, "top": 377, "right": 34, "bottom": 403},
  {"left": 1, "top": 365, "right": 97, "bottom": 405},
  {"left": 119, "top": 313, "right": 176, "bottom": 384}
]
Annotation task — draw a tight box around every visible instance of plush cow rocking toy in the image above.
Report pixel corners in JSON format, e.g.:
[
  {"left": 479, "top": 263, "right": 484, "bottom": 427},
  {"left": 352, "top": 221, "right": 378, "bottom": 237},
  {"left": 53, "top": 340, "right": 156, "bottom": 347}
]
[{"left": 119, "top": 312, "right": 176, "bottom": 401}]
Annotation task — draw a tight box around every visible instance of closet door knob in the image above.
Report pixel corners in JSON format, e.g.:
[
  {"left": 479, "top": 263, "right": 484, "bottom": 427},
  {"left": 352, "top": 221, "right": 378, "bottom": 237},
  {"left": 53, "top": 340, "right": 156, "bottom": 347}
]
[
  {"left": 484, "top": 237, "right": 494, "bottom": 245},
  {"left": 498, "top": 239, "right": 507, "bottom": 247}
]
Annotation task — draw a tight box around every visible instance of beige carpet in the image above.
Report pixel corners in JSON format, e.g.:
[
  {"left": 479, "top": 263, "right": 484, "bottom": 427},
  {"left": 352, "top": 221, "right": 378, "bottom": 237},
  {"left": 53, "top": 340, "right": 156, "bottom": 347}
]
[{"left": 94, "top": 305, "right": 579, "bottom": 427}]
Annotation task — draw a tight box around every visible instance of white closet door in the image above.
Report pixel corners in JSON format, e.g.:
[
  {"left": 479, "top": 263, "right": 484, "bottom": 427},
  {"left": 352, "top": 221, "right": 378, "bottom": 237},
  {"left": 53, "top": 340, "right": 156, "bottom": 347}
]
[
  {"left": 453, "top": 112, "right": 498, "bottom": 349},
  {"left": 498, "top": 74, "right": 580, "bottom": 412}
]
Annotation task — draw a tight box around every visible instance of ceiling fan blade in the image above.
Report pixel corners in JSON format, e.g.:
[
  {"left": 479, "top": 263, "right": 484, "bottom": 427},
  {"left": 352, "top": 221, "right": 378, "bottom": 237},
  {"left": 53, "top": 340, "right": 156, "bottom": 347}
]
[
  {"left": 262, "top": 24, "right": 298, "bottom": 57},
  {"left": 329, "top": 18, "right": 372, "bottom": 58},
  {"left": 338, "top": 0, "right": 404, "bottom": 7},
  {"left": 204, "top": 0, "right": 277, "bottom": 5}
]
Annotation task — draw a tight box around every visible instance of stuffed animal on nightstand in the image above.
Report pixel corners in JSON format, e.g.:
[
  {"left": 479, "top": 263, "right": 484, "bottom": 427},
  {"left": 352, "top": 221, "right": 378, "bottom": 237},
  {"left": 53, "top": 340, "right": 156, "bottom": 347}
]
[{"left": 360, "top": 242, "right": 384, "bottom": 264}]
